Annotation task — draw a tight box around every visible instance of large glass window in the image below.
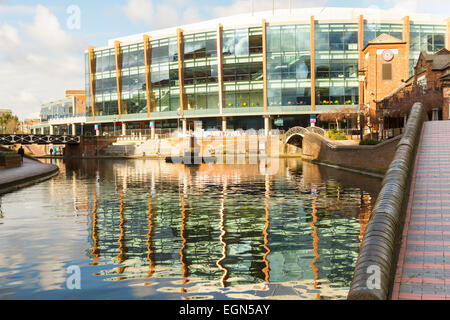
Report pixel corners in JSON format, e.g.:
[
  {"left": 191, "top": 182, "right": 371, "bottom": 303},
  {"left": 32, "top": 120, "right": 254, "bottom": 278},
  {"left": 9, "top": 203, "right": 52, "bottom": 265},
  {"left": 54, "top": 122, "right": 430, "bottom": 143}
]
[
  {"left": 223, "top": 27, "right": 263, "bottom": 111},
  {"left": 182, "top": 31, "right": 219, "bottom": 111},
  {"left": 409, "top": 24, "right": 446, "bottom": 76},
  {"left": 315, "top": 24, "right": 359, "bottom": 106},
  {"left": 267, "top": 24, "right": 311, "bottom": 108},
  {"left": 364, "top": 23, "right": 403, "bottom": 46}
]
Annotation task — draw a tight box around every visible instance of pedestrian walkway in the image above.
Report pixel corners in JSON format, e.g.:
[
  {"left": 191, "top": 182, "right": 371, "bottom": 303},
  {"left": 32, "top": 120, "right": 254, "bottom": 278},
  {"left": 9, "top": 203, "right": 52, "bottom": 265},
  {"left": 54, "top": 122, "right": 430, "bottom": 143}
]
[
  {"left": 0, "top": 157, "right": 58, "bottom": 194},
  {"left": 393, "top": 120, "right": 450, "bottom": 300}
]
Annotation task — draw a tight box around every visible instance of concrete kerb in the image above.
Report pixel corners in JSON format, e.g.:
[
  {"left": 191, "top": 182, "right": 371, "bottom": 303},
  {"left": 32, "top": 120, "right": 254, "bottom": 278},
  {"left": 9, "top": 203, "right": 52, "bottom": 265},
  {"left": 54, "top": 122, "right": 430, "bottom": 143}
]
[{"left": 347, "top": 102, "right": 427, "bottom": 300}]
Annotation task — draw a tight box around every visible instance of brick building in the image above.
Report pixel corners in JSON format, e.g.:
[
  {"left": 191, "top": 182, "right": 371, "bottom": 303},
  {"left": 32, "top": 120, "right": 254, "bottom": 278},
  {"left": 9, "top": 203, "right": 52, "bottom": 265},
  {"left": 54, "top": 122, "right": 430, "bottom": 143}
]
[
  {"left": 414, "top": 48, "right": 450, "bottom": 119},
  {"left": 376, "top": 48, "right": 450, "bottom": 133}
]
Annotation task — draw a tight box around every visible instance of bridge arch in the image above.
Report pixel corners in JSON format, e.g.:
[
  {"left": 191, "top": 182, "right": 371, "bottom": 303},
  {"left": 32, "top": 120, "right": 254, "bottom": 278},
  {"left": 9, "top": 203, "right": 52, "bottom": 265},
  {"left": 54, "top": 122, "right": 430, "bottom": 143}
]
[{"left": 285, "top": 126, "right": 309, "bottom": 147}]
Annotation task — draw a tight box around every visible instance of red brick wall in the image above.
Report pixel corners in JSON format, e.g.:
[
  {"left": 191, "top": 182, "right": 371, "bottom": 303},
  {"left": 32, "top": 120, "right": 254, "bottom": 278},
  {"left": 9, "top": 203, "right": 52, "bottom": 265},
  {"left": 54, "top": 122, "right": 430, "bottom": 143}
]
[
  {"left": 65, "top": 136, "right": 117, "bottom": 157},
  {"left": 302, "top": 132, "right": 401, "bottom": 174}
]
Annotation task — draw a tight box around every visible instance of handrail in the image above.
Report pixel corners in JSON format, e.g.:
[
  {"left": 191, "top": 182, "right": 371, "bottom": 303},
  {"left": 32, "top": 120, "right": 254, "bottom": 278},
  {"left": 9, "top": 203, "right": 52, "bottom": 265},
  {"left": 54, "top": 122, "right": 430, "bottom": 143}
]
[{"left": 347, "top": 102, "right": 428, "bottom": 300}]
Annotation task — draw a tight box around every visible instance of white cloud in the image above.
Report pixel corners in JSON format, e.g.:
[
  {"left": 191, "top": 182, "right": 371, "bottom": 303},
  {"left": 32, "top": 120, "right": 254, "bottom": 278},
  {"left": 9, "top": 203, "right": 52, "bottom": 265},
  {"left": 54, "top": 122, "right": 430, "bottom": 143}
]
[
  {"left": 0, "top": 23, "right": 19, "bottom": 47},
  {"left": 123, "top": 0, "right": 154, "bottom": 25},
  {"left": 123, "top": 0, "right": 203, "bottom": 28},
  {"left": 0, "top": 5, "right": 86, "bottom": 120},
  {"left": 212, "top": 0, "right": 328, "bottom": 18}
]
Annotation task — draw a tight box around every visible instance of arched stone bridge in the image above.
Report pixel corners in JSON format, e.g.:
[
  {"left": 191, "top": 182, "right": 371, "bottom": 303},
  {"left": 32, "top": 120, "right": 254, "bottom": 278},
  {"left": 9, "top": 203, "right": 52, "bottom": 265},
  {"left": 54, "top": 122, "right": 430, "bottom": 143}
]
[
  {"left": 0, "top": 134, "right": 80, "bottom": 145},
  {"left": 285, "top": 126, "right": 326, "bottom": 147}
]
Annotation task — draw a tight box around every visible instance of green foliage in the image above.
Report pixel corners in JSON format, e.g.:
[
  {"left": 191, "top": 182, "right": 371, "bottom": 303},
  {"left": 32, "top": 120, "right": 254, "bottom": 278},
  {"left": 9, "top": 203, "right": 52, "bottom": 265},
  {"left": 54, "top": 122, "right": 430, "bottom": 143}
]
[
  {"left": 359, "top": 138, "right": 380, "bottom": 145},
  {"left": 327, "top": 129, "right": 347, "bottom": 140},
  {"left": 0, "top": 113, "right": 19, "bottom": 134}
]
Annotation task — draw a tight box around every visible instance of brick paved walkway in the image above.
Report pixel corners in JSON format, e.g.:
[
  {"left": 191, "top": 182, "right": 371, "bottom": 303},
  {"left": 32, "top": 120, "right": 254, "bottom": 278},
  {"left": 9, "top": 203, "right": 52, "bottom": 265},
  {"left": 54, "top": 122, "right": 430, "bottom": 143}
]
[{"left": 393, "top": 120, "right": 450, "bottom": 300}]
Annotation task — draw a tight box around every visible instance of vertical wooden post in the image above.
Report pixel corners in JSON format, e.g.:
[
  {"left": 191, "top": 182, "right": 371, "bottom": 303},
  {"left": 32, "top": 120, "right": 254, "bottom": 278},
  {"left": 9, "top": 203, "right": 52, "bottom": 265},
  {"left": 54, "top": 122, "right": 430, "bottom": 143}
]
[
  {"left": 177, "top": 29, "right": 185, "bottom": 117},
  {"left": 358, "top": 15, "right": 364, "bottom": 111},
  {"left": 310, "top": 16, "right": 316, "bottom": 112},
  {"left": 402, "top": 16, "right": 410, "bottom": 80},
  {"left": 217, "top": 24, "right": 224, "bottom": 115},
  {"left": 143, "top": 35, "right": 152, "bottom": 118},
  {"left": 88, "top": 46, "right": 96, "bottom": 120},
  {"left": 262, "top": 19, "right": 268, "bottom": 113},
  {"left": 114, "top": 41, "right": 122, "bottom": 119}
]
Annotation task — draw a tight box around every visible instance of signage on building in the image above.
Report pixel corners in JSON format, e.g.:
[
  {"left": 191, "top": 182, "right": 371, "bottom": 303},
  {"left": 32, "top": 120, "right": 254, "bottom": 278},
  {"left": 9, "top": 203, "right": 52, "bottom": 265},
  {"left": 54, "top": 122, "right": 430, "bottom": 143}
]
[
  {"left": 149, "top": 121, "right": 154, "bottom": 128},
  {"left": 94, "top": 124, "right": 99, "bottom": 131},
  {"left": 310, "top": 115, "right": 317, "bottom": 123},
  {"left": 274, "top": 118, "right": 283, "bottom": 126}
]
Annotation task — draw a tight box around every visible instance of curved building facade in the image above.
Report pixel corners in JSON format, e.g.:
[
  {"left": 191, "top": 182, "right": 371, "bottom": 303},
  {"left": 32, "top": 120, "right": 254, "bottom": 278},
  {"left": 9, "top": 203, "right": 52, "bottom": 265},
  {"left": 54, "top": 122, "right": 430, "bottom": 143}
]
[{"left": 33, "top": 7, "right": 450, "bottom": 135}]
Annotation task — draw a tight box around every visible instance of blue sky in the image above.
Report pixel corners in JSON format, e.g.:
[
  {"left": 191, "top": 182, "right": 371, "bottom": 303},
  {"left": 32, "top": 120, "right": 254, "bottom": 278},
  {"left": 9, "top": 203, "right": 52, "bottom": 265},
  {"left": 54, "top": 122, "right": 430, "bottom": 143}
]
[{"left": 0, "top": 0, "right": 449, "bottom": 119}]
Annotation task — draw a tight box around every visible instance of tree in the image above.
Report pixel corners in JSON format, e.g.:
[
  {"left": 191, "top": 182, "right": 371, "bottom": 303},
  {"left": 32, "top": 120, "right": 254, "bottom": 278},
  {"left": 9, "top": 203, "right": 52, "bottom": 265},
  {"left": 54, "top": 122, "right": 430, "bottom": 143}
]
[
  {"left": 0, "top": 113, "right": 20, "bottom": 134},
  {"left": 317, "top": 107, "right": 358, "bottom": 130}
]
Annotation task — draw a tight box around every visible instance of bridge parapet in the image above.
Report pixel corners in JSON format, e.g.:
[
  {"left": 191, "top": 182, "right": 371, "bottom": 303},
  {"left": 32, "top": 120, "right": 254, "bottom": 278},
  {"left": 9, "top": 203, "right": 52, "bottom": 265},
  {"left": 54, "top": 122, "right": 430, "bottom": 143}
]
[
  {"left": 0, "top": 134, "right": 80, "bottom": 145},
  {"left": 347, "top": 102, "right": 428, "bottom": 300}
]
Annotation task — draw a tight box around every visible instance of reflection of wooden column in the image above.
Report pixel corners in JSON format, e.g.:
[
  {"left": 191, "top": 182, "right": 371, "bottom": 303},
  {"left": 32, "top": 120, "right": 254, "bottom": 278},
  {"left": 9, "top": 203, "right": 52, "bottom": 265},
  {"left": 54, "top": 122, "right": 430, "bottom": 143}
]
[
  {"left": 146, "top": 189, "right": 155, "bottom": 279},
  {"left": 117, "top": 190, "right": 127, "bottom": 278},
  {"left": 310, "top": 187, "right": 320, "bottom": 300},
  {"left": 262, "top": 19, "right": 268, "bottom": 113},
  {"left": 90, "top": 184, "right": 99, "bottom": 265},
  {"left": 217, "top": 177, "right": 229, "bottom": 288},
  {"left": 114, "top": 41, "right": 123, "bottom": 119},
  {"left": 143, "top": 35, "right": 152, "bottom": 118},
  {"left": 310, "top": 16, "right": 316, "bottom": 112},
  {"left": 402, "top": 16, "right": 410, "bottom": 80},
  {"left": 262, "top": 175, "right": 271, "bottom": 283},
  {"left": 217, "top": 24, "right": 224, "bottom": 115},
  {"left": 358, "top": 15, "right": 364, "bottom": 111},
  {"left": 179, "top": 191, "right": 188, "bottom": 290},
  {"left": 88, "top": 46, "right": 96, "bottom": 120},
  {"left": 177, "top": 29, "right": 185, "bottom": 117}
]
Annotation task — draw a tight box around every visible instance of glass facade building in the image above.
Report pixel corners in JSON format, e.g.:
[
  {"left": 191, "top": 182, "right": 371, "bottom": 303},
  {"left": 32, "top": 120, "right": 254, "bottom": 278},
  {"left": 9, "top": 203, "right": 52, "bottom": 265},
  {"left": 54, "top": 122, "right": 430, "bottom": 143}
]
[{"left": 34, "top": 8, "right": 449, "bottom": 134}]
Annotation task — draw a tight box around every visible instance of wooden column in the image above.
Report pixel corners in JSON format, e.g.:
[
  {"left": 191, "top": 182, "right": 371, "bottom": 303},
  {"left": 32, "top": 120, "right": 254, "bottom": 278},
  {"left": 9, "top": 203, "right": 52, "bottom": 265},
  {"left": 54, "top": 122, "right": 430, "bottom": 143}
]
[
  {"left": 177, "top": 29, "right": 185, "bottom": 117},
  {"left": 88, "top": 46, "right": 96, "bottom": 120},
  {"left": 262, "top": 19, "right": 268, "bottom": 113},
  {"left": 217, "top": 24, "right": 224, "bottom": 115},
  {"left": 114, "top": 41, "right": 122, "bottom": 119},
  {"left": 310, "top": 16, "right": 316, "bottom": 112},
  {"left": 402, "top": 16, "right": 410, "bottom": 80},
  {"left": 446, "top": 18, "right": 450, "bottom": 50},
  {"left": 358, "top": 15, "right": 364, "bottom": 111},
  {"left": 143, "top": 35, "right": 152, "bottom": 118}
]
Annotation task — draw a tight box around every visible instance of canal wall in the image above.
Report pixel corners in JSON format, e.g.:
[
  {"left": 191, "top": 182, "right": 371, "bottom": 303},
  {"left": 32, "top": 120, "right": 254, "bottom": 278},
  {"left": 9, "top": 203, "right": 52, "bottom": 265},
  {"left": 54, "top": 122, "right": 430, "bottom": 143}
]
[
  {"left": 301, "top": 133, "right": 401, "bottom": 175},
  {"left": 347, "top": 102, "right": 428, "bottom": 300},
  {"left": 64, "top": 136, "right": 117, "bottom": 157}
]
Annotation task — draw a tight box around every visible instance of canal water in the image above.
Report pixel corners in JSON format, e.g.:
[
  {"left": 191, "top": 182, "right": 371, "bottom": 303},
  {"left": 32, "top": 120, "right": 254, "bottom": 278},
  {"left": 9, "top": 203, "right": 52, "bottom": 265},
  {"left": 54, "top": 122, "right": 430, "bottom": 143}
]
[{"left": 0, "top": 158, "right": 381, "bottom": 300}]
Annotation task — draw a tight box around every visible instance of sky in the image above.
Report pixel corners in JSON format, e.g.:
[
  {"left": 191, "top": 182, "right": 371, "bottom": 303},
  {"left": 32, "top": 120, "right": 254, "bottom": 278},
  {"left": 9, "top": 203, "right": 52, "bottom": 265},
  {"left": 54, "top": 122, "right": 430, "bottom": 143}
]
[{"left": 0, "top": 0, "right": 449, "bottom": 120}]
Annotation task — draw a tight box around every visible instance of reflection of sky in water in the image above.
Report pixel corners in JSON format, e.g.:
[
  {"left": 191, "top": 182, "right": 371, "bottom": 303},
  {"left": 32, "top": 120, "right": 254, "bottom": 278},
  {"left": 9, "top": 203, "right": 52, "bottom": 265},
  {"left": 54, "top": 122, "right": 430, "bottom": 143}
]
[{"left": 0, "top": 159, "right": 380, "bottom": 300}]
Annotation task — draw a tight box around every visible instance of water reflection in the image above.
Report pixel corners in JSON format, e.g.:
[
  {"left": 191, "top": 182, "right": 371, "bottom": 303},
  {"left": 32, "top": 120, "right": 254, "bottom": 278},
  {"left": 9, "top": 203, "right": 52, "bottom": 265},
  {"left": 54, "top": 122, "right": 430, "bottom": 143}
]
[{"left": 0, "top": 158, "right": 380, "bottom": 300}]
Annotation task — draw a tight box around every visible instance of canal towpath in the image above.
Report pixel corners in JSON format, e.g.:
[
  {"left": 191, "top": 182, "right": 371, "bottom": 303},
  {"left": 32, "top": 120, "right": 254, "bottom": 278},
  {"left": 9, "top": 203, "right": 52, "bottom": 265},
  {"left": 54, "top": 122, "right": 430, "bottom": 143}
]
[{"left": 0, "top": 157, "right": 59, "bottom": 195}]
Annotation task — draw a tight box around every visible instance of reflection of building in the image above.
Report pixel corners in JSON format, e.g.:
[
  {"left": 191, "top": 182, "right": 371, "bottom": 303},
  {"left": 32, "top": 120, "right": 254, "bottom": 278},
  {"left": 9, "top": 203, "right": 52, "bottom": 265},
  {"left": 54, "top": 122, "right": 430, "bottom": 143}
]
[
  {"left": 76, "top": 159, "right": 379, "bottom": 294},
  {"left": 31, "top": 8, "right": 449, "bottom": 136}
]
